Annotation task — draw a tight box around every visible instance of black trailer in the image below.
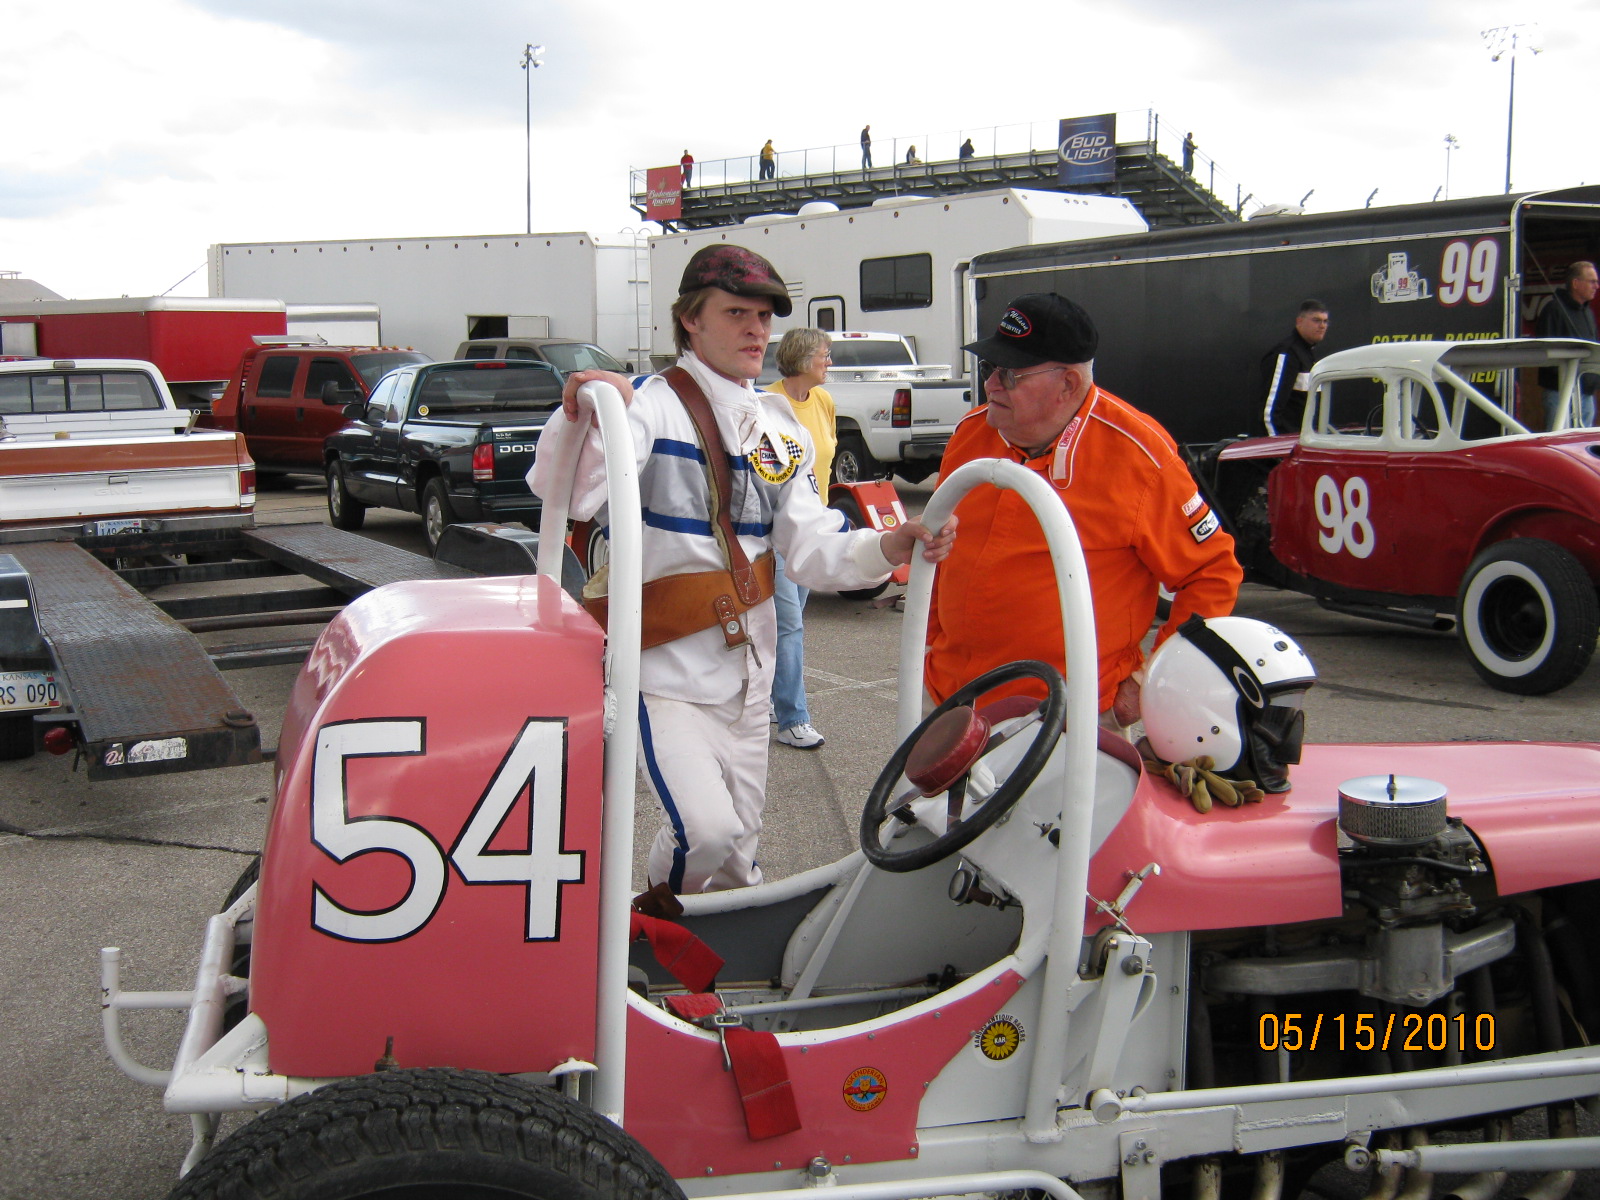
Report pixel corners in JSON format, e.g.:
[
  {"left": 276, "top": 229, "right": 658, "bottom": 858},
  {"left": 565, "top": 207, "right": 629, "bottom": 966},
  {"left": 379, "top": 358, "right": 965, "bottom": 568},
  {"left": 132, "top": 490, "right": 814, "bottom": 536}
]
[{"left": 967, "top": 185, "right": 1600, "bottom": 443}]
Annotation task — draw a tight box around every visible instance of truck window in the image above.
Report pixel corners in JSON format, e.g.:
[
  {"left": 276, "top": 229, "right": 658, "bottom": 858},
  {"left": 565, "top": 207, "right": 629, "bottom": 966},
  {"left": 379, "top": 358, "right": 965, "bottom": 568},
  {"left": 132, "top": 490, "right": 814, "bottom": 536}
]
[
  {"left": 539, "top": 344, "right": 624, "bottom": 374},
  {"left": 860, "top": 254, "right": 933, "bottom": 312},
  {"left": 350, "top": 351, "right": 431, "bottom": 389},
  {"left": 304, "top": 359, "right": 361, "bottom": 399},
  {"left": 828, "top": 340, "right": 916, "bottom": 368},
  {"left": 461, "top": 345, "right": 498, "bottom": 360},
  {"left": 256, "top": 356, "right": 299, "bottom": 399},
  {"left": 0, "top": 371, "right": 159, "bottom": 414}
]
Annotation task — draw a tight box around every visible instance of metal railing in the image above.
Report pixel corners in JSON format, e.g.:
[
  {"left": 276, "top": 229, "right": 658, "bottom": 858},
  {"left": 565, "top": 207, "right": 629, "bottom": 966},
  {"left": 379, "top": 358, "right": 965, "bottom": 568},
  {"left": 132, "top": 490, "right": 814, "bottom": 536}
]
[{"left": 632, "top": 108, "right": 1248, "bottom": 213}]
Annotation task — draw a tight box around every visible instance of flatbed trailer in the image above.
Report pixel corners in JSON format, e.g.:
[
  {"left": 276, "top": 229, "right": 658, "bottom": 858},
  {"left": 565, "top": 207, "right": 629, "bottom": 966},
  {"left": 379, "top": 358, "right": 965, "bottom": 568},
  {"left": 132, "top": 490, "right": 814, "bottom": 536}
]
[{"left": 6, "top": 524, "right": 473, "bottom": 781}]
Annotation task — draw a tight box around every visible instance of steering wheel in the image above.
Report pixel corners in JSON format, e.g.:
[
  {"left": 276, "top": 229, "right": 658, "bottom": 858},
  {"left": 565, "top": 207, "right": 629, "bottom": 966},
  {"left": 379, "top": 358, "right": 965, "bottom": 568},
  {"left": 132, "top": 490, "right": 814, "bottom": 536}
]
[{"left": 860, "top": 660, "right": 1068, "bottom": 873}]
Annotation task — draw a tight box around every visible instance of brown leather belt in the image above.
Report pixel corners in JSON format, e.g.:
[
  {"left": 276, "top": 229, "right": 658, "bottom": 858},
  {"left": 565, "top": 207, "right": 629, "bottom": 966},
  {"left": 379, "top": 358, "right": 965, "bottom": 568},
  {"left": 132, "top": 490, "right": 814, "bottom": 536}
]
[{"left": 584, "top": 552, "right": 775, "bottom": 650}]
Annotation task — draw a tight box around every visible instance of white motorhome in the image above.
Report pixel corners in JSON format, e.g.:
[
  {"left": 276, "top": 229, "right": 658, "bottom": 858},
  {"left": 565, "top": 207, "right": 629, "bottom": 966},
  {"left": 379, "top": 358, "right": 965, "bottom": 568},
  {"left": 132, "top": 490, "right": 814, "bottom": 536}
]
[
  {"left": 208, "top": 233, "right": 647, "bottom": 367},
  {"left": 647, "top": 189, "right": 1147, "bottom": 374}
]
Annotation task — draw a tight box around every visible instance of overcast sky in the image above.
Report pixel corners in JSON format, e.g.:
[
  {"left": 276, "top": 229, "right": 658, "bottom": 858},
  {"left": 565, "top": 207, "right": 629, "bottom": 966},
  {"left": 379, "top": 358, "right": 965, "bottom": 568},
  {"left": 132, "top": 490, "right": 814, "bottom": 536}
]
[{"left": 3, "top": 0, "right": 1595, "bottom": 300}]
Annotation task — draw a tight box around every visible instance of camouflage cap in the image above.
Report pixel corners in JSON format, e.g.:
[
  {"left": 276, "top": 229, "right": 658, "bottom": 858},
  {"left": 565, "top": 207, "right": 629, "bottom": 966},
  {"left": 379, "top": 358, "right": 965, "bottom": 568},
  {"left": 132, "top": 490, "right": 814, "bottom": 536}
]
[{"left": 678, "top": 244, "right": 792, "bottom": 317}]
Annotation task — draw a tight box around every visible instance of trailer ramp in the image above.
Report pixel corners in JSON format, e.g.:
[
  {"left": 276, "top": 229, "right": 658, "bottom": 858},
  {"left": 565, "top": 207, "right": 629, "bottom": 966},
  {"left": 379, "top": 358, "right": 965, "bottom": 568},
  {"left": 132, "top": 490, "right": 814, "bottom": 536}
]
[{"left": 8, "top": 540, "right": 261, "bottom": 781}]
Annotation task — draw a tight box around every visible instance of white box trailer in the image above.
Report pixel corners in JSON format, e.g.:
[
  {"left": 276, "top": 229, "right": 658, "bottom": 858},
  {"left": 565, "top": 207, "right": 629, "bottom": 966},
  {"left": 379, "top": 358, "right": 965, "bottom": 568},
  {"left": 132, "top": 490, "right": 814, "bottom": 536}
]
[
  {"left": 208, "top": 232, "right": 647, "bottom": 367},
  {"left": 647, "top": 189, "right": 1147, "bottom": 374}
]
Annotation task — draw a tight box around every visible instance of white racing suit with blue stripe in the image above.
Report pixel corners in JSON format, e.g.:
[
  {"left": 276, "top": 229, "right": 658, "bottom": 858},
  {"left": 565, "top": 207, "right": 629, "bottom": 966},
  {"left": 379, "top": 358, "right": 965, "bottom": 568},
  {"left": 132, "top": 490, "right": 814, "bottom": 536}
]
[{"left": 531, "top": 352, "right": 893, "bottom": 892}]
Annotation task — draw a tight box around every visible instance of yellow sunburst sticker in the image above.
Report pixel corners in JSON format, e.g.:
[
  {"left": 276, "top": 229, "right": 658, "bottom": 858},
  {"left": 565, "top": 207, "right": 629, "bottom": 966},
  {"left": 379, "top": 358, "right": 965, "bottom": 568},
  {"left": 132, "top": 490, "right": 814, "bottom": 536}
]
[
  {"left": 749, "top": 433, "right": 804, "bottom": 484},
  {"left": 976, "top": 1015, "right": 1025, "bottom": 1061}
]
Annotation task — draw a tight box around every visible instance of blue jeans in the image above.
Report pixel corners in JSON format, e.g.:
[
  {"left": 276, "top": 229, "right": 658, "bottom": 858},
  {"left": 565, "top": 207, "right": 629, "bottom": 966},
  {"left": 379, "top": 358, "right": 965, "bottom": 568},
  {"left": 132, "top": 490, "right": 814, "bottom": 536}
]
[
  {"left": 772, "top": 554, "right": 810, "bottom": 728},
  {"left": 1545, "top": 387, "right": 1596, "bottom": 429}
]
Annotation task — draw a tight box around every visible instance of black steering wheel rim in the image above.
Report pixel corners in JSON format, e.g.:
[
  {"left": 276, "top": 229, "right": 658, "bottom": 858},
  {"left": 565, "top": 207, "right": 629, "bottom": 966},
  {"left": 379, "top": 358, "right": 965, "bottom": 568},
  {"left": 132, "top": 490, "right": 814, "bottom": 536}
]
[{"left": 860, "top": 659, "right": 1068, "bottom": 872}]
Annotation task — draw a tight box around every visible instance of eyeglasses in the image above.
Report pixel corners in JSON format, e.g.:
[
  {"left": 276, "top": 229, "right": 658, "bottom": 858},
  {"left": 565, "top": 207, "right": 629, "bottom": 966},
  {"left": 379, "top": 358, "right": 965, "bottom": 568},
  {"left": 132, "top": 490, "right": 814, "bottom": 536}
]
[{"left": 979, "top": 361, "right": 1070, "bottom": 390}]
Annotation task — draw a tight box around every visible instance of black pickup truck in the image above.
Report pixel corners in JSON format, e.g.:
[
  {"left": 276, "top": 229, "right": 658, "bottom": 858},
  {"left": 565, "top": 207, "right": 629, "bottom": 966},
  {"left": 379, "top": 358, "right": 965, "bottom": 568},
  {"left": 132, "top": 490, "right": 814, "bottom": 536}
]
[{"left": 324, "top": 360, "right": 562, "bottom": 552}]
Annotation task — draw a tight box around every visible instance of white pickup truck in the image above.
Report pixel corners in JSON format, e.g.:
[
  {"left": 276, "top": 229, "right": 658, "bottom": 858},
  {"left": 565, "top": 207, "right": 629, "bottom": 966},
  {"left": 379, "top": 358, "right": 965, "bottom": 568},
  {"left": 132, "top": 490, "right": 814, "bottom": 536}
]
[
  {"left": 760, "top": 331, "right": 974, "bottom": 484},
  {"left": 0, "top": 358, "right": 256, "bottom": 547},
  {"left": 0, "top": 358, "right": 256, "bottom": 759}
]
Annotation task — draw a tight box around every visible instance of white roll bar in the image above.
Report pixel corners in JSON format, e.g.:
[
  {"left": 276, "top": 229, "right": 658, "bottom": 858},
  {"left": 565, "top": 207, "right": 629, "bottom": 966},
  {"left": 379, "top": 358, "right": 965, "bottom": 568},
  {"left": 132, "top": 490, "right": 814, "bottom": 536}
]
[
  {"left": 900, "top": 458, "right": 1101, "bottom": 1141},
  {"left": 535, "top": 382, "right": 642, "bottom": 1127}
]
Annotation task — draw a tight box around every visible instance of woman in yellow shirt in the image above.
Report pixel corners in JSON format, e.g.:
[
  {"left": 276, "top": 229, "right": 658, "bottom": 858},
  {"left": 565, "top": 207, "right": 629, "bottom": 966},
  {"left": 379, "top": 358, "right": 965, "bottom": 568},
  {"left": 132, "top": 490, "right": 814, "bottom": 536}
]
[{"left": 764, "top": 329, "right": 836, "bottom": 747}]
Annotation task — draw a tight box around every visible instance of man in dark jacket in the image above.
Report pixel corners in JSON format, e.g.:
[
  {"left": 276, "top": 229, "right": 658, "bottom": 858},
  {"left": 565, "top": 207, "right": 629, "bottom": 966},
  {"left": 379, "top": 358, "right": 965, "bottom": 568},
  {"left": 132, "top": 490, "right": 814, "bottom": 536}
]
[
  {"left": 1536, "top": 260, "right": 1599, "bottom": 428},
  {"left": 1258, "top": 300, "right": 1329, "bottom": 435}
]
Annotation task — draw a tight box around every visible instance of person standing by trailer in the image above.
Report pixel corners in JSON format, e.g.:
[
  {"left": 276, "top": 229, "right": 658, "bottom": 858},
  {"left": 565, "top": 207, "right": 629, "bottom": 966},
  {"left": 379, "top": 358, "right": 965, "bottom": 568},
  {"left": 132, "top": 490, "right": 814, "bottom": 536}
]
[
  {"left": 860, "top": 124, "right": 873, "bottom": 169},
  {"left": 759, "top": 139, "right": 776, "bottom": 180},
  {"left": 1259, "top": 300, "right": 1330, "bottom": 436},
  {"left": 926, "top": 292, "right": 1240, "bottom": 732},
  {"left": 680, "top": 150, "right": 694, "bottom": 187},
  {"left": 531, "top": 245, "right": 956, "bottom": 895},
  {"left": 1535, "top": 260, "right": 1599, "bottom": 428},
  {"left": 763, "top": 329, "right": 836, "bottom": 750}
]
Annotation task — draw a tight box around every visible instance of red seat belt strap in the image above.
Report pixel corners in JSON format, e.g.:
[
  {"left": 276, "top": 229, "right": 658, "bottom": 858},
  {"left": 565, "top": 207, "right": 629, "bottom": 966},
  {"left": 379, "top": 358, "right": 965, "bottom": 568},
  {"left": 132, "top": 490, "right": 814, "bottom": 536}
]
[
  {"left": 628, "top": 912, "right": 723, "bottom": 994},
  {"left": 724, "top": 1026, "right": 803, "bottom": 1140}
]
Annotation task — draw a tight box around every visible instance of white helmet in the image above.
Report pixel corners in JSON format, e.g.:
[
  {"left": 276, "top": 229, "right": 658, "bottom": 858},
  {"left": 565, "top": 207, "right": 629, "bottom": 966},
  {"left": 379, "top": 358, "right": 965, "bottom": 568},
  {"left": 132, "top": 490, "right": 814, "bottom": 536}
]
[{"left": 1143, "top": 615, "right": 1316, "bottom": 793}]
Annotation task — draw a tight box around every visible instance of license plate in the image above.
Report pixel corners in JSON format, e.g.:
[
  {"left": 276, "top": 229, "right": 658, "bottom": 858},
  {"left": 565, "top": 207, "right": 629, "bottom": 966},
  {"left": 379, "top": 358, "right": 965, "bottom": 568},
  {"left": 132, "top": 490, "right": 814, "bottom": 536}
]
[
  {"left": 93, "top": 518, "right": 146, "bottom": 536},
  {"left": 0, "top": 670, "right": 61, "bottom": 712}
]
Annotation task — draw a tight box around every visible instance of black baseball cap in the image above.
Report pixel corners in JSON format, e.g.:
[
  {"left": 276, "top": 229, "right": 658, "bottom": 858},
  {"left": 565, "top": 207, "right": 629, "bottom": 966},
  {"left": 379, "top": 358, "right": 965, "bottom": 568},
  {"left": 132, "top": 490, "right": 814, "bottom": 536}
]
[
  {"left": 678, "top": 244, "right": 793, "bottom": 317},
  {"left": 963, "top": 293, "right": 1098, "bottom": 368}
]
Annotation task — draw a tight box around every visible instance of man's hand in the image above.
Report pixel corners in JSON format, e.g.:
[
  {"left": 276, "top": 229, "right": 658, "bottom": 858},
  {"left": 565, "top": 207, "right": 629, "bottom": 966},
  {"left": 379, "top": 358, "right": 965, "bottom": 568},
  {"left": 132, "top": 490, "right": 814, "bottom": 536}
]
[
  {"left": 880, "top": 515, "right": 958, "bottom": 567},
  {"left": 1112, "top": 675, "right": 1142, "bottom": 726},
  {"left": 561, "top": 369, "right": 634, "bottom": 421}
]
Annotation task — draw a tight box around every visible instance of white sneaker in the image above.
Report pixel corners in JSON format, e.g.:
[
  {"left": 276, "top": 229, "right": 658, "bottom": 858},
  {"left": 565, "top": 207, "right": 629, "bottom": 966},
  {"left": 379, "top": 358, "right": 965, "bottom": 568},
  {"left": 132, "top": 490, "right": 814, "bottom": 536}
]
[{"left": 776, "top": 722, "right": 825, "bottom": 749}]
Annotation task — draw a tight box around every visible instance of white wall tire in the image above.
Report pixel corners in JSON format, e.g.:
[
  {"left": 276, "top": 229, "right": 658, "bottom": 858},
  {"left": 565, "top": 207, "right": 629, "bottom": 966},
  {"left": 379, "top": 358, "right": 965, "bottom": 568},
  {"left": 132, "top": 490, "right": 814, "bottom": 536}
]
[{"left": 1457, "top": 538, "right": 1598, "bottom": 695}]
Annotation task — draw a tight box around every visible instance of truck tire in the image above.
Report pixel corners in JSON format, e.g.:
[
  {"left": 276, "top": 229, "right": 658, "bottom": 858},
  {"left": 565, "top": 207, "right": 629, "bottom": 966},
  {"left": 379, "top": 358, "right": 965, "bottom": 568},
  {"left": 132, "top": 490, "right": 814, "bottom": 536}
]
[
  {"left": 0, "top": 713, "right": 33, "bottom": 761},
  {"left": 829, "top": 493, "right": 891, "bottom": 601},
  {"left": 833, "top": 434, "right": 884, "bottom": 484},
  {"left": 326, "top": 462, "right": 367, "bottom": 531},
  {"left": 166, "top": 1068, "right": 685, "bottom": 1200},
  {"left": 421, "top": 478, "right": 456, "bottom": 555},
  {"left": 1457, "top": 538, "right": 1599, "bottom": 695}
]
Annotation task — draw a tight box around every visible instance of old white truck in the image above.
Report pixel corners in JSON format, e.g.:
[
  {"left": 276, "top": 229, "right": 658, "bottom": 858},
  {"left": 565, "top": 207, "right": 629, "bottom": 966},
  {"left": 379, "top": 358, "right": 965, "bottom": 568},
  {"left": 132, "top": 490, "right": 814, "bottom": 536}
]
[
  {"left": 0, "top": 357, "right": 257, "bottom": 546},
  {"left": 0, "top": 357, "right": 256, "bottom": 763}
]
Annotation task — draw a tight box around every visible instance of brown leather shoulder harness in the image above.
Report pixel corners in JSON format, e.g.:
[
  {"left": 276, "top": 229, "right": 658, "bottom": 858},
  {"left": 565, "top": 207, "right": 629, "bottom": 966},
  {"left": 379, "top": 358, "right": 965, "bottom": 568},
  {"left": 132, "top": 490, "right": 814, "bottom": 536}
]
[{"left": 581, "top": 366, "right": 775, "bottom": 650}]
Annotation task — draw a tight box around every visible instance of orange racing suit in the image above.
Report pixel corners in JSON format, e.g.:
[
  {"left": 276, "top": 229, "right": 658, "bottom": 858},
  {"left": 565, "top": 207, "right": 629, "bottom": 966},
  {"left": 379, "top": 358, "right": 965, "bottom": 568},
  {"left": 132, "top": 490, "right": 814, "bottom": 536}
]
[{"left": 925, "top": 385, "right": 1242, "bottom": 713}]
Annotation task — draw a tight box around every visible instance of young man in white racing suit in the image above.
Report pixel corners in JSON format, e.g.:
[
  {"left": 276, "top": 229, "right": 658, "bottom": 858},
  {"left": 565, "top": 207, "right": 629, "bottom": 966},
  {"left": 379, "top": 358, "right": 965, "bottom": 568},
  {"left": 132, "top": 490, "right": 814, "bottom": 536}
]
[{"left": 531, "top": 244, "right": 956, "bottom": 894}]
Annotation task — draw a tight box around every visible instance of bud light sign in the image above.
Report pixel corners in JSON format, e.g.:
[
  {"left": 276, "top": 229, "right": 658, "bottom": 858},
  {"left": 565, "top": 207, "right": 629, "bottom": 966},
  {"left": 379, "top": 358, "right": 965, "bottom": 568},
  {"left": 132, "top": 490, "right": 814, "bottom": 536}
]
[{"left": 1057, "top": 114, "right": 1116, "bottom": 187}]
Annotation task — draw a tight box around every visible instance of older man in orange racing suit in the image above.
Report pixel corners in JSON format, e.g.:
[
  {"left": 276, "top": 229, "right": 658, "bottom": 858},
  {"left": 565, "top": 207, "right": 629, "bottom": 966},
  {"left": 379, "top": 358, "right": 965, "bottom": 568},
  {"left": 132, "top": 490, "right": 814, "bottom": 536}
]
[{"left": 926, "top": 292, "right": 1242, "bottom": 729}]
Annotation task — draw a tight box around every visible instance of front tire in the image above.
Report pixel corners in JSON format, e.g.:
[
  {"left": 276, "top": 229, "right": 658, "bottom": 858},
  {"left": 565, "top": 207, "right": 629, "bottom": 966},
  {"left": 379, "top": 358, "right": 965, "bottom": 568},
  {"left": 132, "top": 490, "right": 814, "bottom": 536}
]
[
  {"left": 1457, "top": 538, "right": 1598, "bottom": 695},
  {"left": 327, "top": 461, "right": 367, "bottom": 531},
  {"left": 168, "top": 1068, "right": 685, "bottom": 1200},
  {"left": 421, "top": 478, "right": 456, "bottom": 555}
]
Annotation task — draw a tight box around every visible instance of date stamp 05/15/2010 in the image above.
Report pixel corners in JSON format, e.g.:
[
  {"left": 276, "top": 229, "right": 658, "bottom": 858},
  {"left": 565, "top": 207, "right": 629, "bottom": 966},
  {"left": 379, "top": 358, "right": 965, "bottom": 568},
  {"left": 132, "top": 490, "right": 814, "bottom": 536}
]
[{"left": 1259, "top": 1011, "right": 1496, "bottom": 1054}]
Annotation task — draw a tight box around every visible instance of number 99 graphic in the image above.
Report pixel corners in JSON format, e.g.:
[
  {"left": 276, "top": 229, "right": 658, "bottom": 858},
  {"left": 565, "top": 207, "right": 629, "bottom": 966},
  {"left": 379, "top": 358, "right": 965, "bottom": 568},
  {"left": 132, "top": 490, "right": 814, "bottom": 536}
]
[{"left": 1314, "top": 474, "right": 1375, "bottom": 559}]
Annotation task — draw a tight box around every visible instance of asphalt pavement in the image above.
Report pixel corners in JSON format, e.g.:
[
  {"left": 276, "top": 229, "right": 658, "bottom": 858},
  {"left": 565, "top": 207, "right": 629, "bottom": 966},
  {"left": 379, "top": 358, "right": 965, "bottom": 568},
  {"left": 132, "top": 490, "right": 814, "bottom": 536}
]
[{"left": 1, "top": 474, "right": 1597, "bottom": 1198}]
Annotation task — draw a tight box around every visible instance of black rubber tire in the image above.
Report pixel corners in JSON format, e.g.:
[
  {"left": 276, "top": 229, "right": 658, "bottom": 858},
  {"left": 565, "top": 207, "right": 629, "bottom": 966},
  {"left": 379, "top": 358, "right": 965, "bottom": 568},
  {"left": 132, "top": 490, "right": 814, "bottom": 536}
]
[
  {"left": 167, "top": 1068, "right": 685, "bottom": 1200},
  {"left": 327, "top": 461, "right": 367, "bottom": 531},
  {"left": 573, "top": 519, "right": 609, "bottom": 579},
  {"left": 0, "top": 712, "right": 34, "bottom": 761},
  {"left": 832, "top": 433, "right": 883, "bottom": 484},
  {"left": 220, "top": 855, "right": 260, "bottom": 1033},
  {"left": 829, "top": 493, "right": 891, "bottom": 601},
  {"left": 1457, "top": 538, "right": 1599, "bottom": 695},
  {"left": 421, "top": 478, "right": 456, "bottom": 555}
]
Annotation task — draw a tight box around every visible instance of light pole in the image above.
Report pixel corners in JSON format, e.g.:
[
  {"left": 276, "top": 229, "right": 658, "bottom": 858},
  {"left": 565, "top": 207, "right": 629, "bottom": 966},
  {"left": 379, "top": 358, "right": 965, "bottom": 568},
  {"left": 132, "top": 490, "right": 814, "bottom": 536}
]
[
  {"left": 1482, "top": 25, "right": 1540, "bottom": 194},
  {"left": 521, "top": 43, "right": 545, "bottom": 235},
  {"left": 1443, "top": 134, "right": 1459, "bottom": 201}
]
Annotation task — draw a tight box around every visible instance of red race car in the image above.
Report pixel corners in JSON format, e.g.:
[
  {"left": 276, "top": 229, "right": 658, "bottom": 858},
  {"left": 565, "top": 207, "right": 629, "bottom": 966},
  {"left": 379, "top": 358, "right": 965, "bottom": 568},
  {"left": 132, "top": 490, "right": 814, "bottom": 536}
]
[{"left": 1196, "top": 338, "right": 1600, "bottom": 694}]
